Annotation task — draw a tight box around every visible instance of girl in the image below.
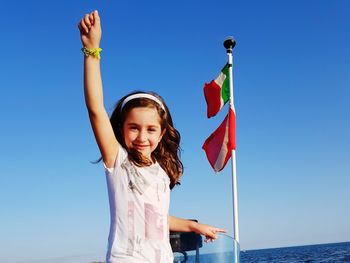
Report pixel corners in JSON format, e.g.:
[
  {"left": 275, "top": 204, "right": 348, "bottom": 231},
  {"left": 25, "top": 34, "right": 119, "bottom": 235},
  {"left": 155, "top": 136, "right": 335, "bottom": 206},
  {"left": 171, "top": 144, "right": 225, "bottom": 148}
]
[{"left": 78, "top": 10, "right": 225, "bottom": 263}]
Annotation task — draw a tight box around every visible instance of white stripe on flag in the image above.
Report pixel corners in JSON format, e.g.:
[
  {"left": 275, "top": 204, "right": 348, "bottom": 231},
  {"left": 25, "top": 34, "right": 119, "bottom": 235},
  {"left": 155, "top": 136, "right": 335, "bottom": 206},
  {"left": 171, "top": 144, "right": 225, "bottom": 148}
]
[{"left": 214, "top": 117, "right": 229, "bottom": 172}]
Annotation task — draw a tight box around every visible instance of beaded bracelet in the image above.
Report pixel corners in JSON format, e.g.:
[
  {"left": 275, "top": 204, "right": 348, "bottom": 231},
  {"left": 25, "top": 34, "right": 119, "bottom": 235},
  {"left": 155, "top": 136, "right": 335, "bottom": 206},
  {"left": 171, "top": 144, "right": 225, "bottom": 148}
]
[{"left": 81, "top": 47, "right": 102, "bottom": 59}]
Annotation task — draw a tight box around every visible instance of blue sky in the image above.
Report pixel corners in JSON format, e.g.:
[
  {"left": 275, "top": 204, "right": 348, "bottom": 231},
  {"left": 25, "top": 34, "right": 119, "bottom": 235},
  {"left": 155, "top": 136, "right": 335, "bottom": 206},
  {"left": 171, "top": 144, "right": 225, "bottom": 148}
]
[{"left": 1, "top": 0, "right": 349, "bottom": 262}]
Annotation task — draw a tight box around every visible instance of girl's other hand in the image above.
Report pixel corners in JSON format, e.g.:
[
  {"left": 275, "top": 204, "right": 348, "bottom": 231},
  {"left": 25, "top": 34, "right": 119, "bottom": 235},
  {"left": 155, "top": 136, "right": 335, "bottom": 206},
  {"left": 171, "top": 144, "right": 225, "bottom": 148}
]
[
  {"left": 194, "top": 223, "right": 226, "bottom": 243},
  {"left": 78, "top": 10, "right": 102, "bottom": 49}
]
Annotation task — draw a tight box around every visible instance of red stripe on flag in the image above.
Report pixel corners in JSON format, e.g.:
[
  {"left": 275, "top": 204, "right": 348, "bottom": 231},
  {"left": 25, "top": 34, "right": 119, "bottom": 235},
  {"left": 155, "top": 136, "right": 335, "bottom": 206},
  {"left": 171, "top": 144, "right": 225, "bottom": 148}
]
[
  {"left": 229, "top": 107, "right": 236, "bottom": 150},
  {"left": 204, "top": 80, "right": 222, "bottom": 118}
]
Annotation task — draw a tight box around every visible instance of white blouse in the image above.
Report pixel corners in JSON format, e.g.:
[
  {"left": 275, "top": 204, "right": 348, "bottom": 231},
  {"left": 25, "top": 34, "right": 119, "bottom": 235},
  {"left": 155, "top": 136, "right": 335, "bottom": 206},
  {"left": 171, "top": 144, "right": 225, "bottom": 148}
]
[{"left": 104, "top": 147, "right": 173, "bottom": 263}]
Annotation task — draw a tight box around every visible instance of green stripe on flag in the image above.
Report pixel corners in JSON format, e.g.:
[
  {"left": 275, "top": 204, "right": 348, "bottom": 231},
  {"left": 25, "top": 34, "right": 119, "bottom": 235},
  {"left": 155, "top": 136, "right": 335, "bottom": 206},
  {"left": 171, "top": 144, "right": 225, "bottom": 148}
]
[{"left": 221, "top": 64, "right": 230, "bottom": 104}]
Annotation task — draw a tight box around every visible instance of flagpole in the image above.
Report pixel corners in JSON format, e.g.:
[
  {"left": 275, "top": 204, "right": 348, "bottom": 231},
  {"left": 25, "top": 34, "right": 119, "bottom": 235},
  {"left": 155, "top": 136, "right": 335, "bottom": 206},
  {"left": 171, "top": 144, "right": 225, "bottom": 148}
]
[{"left": 224, "top": 36, "right": 240, "bottom": 263}]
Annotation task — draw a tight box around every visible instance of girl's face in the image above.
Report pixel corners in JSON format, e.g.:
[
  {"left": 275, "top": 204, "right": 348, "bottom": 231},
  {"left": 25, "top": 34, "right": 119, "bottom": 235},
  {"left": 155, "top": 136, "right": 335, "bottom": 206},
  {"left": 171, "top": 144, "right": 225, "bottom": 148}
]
[{"left": 122, "top": 107, "right": 164, "bottom": 159}]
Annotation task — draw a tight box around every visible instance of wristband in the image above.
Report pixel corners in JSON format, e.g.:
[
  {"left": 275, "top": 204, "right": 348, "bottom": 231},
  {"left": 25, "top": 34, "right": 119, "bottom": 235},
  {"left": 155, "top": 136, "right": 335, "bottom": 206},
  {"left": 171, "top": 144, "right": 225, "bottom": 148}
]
[{"left": 81, "top": 47, "right": 102, "bottom": 59}]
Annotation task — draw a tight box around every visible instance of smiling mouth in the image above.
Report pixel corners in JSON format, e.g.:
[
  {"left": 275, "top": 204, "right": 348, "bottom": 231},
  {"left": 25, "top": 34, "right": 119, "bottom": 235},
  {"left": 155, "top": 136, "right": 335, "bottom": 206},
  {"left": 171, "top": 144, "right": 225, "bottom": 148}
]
[{"left": 133, "top": 144, "right": 149, "bottom": 149}]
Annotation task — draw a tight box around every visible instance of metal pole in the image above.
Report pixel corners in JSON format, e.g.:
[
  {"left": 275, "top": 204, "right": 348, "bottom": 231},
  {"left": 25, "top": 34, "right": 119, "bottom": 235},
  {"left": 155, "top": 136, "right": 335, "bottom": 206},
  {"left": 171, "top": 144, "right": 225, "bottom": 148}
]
[{"left": 224, "top": 36, "right": 240, "bottom": 263}]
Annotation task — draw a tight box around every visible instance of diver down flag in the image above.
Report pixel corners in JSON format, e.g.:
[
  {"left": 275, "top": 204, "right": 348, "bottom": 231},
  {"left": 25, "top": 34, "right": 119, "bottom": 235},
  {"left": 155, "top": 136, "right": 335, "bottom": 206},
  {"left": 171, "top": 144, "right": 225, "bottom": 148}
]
[
  {"left": 202, "top": 107, "right": 236, "bottom": 172},
  {"left": 203, "top": 64, "right": 230, "bottom": 118}
]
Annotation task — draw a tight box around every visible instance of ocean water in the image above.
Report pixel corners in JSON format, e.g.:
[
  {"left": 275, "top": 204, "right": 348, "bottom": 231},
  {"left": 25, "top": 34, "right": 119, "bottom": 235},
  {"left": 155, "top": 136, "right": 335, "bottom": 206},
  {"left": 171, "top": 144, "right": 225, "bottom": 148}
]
[
  {"left": 241, "top": 242, "right": 350, "bottom": 263},
  {"left": 6, "top": 241, "right": 350, "bottom": 262},
  {"left": 177, "top": 242, "right": 350, "bottom": 263}
]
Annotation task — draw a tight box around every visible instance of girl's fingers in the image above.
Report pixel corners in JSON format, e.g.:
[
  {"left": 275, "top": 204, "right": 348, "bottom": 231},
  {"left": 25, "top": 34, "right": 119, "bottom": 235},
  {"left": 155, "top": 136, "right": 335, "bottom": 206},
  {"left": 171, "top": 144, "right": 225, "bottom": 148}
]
[
  {"left": 210, "top": 227, "right": 226, "bottom": 234},
  {"left": 89, "top": 13, "right": 94, "bottom": 25},
  {"left": 78, "top": 11, "right": 100, "bottom": 35},
  {"left": 79, "top": 19, "right": 88, "bottom": 34},
  {"left": 92, "top": 10, "right": 100, "bottom": 24},
  {"left": 206, "top": 228, "right": 226, "bottom": 239},
  {"left": 205, "top": 231, "right": 216, "bottom": 239},
  {"left": 84, "top": 14, "right": 91, "bottom": 29},
  {"left": 215, "top": 228, "right": 226, "bottom": 233}
]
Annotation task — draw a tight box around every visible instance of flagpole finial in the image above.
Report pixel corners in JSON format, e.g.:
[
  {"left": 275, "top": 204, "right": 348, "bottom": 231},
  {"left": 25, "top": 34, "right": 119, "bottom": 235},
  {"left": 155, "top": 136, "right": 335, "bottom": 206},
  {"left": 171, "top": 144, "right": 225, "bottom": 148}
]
[{"left": 224, "top": 36, "right": 236, "bottom": 53}]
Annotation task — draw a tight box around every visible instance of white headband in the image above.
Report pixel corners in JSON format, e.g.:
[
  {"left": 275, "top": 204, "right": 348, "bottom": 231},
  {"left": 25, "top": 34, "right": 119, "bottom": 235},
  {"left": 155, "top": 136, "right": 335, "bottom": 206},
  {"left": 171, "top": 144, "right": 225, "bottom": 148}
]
[{"left": 121, "top": 93, "right": 166, "bottom": 111}]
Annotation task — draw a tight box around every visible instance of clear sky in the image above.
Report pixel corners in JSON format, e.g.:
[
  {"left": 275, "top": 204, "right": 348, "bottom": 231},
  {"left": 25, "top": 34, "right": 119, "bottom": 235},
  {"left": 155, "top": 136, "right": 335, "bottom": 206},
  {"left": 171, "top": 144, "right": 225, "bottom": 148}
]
[{"left": 1, "top": 0, "right": 349, "bottom": 262}]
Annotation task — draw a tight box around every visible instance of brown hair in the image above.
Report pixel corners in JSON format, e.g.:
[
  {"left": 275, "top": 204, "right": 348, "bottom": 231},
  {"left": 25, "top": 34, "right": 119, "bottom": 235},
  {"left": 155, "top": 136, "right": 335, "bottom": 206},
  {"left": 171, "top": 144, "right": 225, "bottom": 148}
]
[{"left": 110, "top": 91, "right": 183, "bottom": 189}]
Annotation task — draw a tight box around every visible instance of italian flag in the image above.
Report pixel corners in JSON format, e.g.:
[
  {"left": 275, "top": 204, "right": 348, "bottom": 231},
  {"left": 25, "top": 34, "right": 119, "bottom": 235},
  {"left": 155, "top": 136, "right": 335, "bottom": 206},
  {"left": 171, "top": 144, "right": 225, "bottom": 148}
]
[
  {"left": 203, "top": 64, "right": 230, "bottom": 118},
  {"left": 202, "top": 107, "right": 236, "bottom": 172}
]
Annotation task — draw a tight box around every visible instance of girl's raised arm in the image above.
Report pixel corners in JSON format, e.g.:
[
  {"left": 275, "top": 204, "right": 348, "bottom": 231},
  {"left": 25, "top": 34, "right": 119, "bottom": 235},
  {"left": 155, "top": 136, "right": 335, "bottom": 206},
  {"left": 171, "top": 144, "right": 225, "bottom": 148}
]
[{"left": 78, "top": 10, "right": 119, "bottom": 168}]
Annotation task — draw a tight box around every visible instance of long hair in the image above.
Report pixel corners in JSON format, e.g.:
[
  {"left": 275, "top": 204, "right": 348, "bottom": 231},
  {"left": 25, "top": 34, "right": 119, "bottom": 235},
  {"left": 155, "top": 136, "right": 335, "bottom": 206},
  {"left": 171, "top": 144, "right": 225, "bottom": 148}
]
[{"left": 110, "top": 91, "right": 183, "bottom": 189}]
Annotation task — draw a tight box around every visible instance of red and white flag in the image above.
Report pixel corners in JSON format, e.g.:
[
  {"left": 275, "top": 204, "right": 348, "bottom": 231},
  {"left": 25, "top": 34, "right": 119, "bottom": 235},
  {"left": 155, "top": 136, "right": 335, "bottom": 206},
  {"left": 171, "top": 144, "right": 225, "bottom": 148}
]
[{"left": 202, "top": 106, "right": 236, "bottom": 172}]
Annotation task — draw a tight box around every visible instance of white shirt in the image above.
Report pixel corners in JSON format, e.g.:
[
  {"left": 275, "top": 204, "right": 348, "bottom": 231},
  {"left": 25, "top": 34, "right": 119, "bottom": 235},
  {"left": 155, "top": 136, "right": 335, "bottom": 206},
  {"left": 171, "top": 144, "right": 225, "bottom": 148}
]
[{"left": 104, "top": 147, "right": 173, "bottom": 263}]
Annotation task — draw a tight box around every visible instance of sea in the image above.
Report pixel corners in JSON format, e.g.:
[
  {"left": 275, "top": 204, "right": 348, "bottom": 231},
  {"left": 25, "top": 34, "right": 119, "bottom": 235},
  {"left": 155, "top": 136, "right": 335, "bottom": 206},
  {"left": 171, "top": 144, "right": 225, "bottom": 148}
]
[
  {"left": 5, "top": 241, "right": 350, "bottom": 263},
  {"left": 241, "top": 242, "right": 350, "bottom": 263},
  {"left": 175, "top": 242, "right": 350, "bottom": 263}
]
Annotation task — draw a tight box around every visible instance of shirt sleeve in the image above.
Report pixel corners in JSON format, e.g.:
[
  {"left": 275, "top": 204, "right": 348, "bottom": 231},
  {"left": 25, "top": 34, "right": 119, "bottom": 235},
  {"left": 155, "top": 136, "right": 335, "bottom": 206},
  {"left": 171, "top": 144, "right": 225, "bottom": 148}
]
[{"left": 103, "top": 147, "right": 128, "bottom": 174}]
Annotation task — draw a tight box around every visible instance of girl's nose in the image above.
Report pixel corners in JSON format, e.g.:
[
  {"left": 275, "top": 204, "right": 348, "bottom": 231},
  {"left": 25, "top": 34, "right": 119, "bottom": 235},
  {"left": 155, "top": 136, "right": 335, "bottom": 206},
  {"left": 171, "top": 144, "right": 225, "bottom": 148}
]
[{"left": 137, "top": 130, "right": 147, "bottom": 142}]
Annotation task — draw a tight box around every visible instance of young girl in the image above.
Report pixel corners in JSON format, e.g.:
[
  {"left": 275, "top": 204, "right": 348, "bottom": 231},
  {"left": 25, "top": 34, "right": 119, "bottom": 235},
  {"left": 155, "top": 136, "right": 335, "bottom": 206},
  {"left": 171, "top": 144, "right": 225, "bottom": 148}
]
[{"left": 78, "top": 10, "right": 225, "bottom": 263}]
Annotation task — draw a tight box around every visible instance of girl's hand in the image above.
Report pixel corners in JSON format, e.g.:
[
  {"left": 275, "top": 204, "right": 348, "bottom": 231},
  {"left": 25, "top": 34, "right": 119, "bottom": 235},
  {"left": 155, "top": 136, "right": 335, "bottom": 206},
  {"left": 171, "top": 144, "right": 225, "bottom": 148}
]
[
  {"left": 194, "top": 223, "right": 226, "bottom": 243},
  {"left": 78, "top": 10, "right": 102, "bottom": 49}
]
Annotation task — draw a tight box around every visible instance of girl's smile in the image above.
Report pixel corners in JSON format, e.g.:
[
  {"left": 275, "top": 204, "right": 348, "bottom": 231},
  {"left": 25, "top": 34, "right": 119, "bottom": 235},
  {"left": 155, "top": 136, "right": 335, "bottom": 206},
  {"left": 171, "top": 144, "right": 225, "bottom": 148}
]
[{"left": 123, "top": 107, "right": 164, "bottom": 159}]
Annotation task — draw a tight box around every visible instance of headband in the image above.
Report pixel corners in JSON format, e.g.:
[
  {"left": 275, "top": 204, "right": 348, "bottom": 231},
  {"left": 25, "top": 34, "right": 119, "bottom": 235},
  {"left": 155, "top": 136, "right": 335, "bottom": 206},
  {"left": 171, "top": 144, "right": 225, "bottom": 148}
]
[{"left": 121, "top": 93, "right": 166, "bottom": 111}]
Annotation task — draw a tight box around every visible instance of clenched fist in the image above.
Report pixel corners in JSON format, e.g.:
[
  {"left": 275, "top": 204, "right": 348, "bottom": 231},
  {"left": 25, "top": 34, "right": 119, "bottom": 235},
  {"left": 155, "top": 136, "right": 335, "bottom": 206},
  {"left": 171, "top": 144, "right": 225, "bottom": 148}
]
[{"left": 78, "top": 10, "right": 102, "bottom": 49}]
